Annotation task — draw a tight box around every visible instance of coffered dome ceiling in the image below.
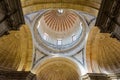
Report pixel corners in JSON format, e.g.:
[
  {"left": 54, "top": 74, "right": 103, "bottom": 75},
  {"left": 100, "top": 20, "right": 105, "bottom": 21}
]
[
  {"left": 44, "top": 9, "right": 78, "bottom": 32},
  {"left": 37, "top": 9, "right": 82, "bottom": 40}
]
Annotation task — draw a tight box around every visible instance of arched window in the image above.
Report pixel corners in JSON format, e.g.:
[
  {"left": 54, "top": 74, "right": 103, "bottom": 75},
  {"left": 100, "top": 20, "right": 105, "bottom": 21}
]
[
  {"left": 43, "top": 33, "right": 48, "bottom": 40},
  {"left": 57, "top": 39, "right": 62, "bottom": 45}
]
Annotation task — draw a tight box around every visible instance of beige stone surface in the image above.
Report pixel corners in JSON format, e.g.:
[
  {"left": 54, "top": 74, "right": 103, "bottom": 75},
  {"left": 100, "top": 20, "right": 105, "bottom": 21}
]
[
  {"left": 86, "top": 27, "right": 120, "bottom": 73},
  {"left": 21, "top": 0, "right": 101, "bottom": 16},
  {"left": 36, "top": 57, "right": 80, "bottom": 80},
  {"left": 0, "top": 25, "right": 33, "bottom": 71}
]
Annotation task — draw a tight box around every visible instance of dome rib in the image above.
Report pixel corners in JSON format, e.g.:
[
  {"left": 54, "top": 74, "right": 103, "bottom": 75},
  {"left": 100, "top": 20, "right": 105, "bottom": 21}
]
[{"left": 43, "top": 10, "right": 78, "bottom": 32}]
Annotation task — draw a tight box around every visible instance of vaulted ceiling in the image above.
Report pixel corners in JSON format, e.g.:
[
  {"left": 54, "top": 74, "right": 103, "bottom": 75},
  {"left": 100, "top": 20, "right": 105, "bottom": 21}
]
[
  {"left": 0, "top": 25, "right": 33, "bottom": 71},
  {"left": 0, "top": 0, "right": 102, "bottom": 72},
  {"left": 86, "top": 27, "right": 120, "bottom": 73},
  {"left": 21, "top": 0, "right": 102, "bottom": 16},
  {"left": 36, "top": 57, "right": 80, "bottom": 80},
  {"left": 0, "top": 0, "right": 120, "bottom": 77},
  {"left": 43, "top": 9, "right": 79, "bottom": 32}
]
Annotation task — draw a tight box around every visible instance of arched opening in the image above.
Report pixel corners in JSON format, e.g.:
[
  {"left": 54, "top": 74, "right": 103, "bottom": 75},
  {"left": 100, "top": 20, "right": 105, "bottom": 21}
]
[{"left": 34, "top": 57, "right": 81, "bottom": 80}]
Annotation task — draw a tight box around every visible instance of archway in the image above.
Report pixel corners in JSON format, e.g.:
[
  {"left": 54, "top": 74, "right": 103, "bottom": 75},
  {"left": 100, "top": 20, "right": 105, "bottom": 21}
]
[{"left": 33, "top": 57, "right": 81, "bottom": 80}]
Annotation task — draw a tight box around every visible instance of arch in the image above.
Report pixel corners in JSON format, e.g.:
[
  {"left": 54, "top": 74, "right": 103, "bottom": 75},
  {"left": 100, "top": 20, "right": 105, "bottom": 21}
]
[
  {"left": 31, "top": 57, "right": 85, "bottom": 80},
  {"left": 86, "top": 27, "right": 120, "bottom": 73},
  {"left": 0, "top": 25, "right": 33, "bottom": 71}
]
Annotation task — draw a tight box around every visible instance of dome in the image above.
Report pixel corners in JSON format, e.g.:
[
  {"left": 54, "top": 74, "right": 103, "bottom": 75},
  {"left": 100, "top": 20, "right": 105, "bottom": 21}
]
[
  {"left": 33, "top": 9, "right": 87, "bottom": 55},
  {"left": 44, "top": 9, "right": 78, "bottom": 32}
]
